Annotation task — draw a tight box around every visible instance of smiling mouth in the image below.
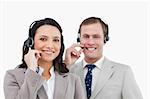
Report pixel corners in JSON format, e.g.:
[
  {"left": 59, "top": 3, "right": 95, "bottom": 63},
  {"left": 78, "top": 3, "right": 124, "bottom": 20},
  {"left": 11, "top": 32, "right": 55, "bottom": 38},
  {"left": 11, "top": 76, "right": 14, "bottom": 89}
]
[
  {"left": 85, "top": 47, "right": 96, "bottom": 51},
  {"left": 42, "top": 50, "right": 54, "bottom": 54}
]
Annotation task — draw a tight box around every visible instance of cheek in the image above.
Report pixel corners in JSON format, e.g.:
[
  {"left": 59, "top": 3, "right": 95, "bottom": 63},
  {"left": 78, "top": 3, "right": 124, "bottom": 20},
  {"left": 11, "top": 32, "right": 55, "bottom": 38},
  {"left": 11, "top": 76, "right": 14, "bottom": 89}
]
[
  {"left": 34, "top": 41, "right": 42, "bottom": 49},
  {"left": 55, "top": 44, "right": 61, "bottom": 51},
  {"left": 97, "top": 41, "right": 104, "bottom": 47},
  {"left": 80, "top": 39, "right": 87, "bottom": 44},
  {"left": 96, "top": 38, "right": 104, "bottom": 43}
]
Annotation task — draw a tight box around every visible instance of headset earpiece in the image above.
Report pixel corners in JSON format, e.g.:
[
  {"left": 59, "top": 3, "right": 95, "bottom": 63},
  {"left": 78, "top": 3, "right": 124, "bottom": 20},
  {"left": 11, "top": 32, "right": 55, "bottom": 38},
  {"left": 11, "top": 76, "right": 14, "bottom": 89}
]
[
  {"left": 104, "top": 34, "right": 109, "bottom": 43},
  {"left": 77, "top": 33, "right": 80, "bottom": 43},
  {"left": 23, "top": 37, "right": 34, "bottom": 55},
  {"left": 106, "top": 35, "right": 109, "bottom": 41},
  {"left": 26, "top": 37, "right": 34, "bottom": 48}
]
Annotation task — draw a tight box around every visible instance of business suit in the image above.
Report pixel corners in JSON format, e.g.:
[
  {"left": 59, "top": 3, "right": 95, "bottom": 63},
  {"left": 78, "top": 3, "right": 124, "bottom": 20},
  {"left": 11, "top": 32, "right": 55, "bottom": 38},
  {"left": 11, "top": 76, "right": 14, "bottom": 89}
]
[
  {"left": 70, "top": 57, "right": 143, "bottom": 99},
  {"left": 4, "top": 67, "right": 86, "bottom": 99}
]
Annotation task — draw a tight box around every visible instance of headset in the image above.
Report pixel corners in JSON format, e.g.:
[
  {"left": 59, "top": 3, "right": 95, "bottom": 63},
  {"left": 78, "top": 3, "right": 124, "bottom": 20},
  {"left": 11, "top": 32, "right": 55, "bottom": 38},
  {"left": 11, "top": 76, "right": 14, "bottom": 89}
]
[
  {"left": 23, "top": 21, "right": 36, "bottom": 55},
  {"left": 23, "top": 37, "right": 34, "bottom": 55}
]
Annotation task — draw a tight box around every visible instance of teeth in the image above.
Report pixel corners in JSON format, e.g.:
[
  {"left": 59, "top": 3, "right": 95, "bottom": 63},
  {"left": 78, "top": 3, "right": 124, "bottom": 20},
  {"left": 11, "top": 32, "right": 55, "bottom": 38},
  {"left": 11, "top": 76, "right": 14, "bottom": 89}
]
[
  {"left": 43, "top": 50, "right": 53, "bottom": 54},
  {"left": 87, "top": 48, "right": 95, "bottom": 51},
  {"left": 46, "top": 51, "right": 52, "bottom": 54}
]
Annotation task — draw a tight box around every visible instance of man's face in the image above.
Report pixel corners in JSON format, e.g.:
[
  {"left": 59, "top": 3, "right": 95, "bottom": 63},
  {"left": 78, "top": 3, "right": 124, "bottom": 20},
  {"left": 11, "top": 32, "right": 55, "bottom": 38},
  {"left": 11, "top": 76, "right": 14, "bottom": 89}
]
[{"left": 80, "top": 23, "right": 104, "bottom": 63}]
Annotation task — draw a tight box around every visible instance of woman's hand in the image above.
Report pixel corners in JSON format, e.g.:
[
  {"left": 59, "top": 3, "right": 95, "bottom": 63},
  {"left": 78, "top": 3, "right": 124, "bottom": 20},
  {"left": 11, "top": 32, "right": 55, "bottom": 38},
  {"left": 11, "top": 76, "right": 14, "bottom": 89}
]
[{"left": 24, "top": 48, "right": 42, "bottom": 70}]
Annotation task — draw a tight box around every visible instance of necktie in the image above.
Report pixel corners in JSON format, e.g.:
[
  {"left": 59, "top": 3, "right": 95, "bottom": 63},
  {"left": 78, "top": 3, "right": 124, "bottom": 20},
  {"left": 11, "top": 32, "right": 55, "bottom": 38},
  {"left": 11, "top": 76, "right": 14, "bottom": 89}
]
[{"left": 85, "top": 64, "right": 96, "bottom": 99}]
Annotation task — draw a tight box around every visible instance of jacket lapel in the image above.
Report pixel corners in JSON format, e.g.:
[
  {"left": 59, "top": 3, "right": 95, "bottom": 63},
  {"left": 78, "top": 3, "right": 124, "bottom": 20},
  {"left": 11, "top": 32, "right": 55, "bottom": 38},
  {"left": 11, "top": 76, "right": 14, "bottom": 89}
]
[
  {"left": 75, "top": 62, "right": 87, "bottom": 95},
  {"left": 91, "top": 58, "right": 114, "bottom": 99},
  {"left": 37, "top": 86, "right": 48, "bottom": 99},
  {"left": 53, "top": 72, "right": 68, "bottom": 99}
]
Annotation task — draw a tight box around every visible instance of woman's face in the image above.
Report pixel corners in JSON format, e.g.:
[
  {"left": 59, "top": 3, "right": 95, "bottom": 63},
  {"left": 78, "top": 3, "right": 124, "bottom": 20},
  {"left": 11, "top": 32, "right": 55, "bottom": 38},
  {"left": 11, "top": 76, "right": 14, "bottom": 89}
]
[{"left": 34, "top": 25, "right": 61, "bottom": 63}]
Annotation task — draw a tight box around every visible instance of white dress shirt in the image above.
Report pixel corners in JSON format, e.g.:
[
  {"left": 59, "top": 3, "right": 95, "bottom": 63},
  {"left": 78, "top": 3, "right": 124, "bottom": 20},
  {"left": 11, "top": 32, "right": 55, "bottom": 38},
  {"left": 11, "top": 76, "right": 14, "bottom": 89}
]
[
  {"left": 83, "top": 56, "right": 104, "bottom": 92},
  {"left": 42, "top": 66, "right": 55, "bottom": 99}
]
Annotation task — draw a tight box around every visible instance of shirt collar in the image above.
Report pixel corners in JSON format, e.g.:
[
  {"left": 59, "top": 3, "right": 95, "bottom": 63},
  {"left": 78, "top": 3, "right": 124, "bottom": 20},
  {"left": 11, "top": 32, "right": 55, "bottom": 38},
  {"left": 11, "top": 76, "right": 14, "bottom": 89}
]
[
  {"left": 49, "top": 66, "right": 55, "bottom": 79},
  {"left": 83, "top": 56, "right": 105, "bottom": 70},
  {"left": 38, "top": 66, "right": 55, "bottom": 79}
]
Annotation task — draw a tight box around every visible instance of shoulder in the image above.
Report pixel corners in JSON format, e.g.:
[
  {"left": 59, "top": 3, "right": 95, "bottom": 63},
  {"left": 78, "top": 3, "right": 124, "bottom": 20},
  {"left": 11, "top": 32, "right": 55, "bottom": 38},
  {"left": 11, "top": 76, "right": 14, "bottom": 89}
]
[
  {"left": 58, "top": 72, "right": 81, "bottom": 82},
  {"left": 70, "top": 61, "right": 83, "bottom": 72},
  {"left": 6, "top": 66, "right": 26, "bottom": 75},
  {"left": 4, "top": 66, "right": 26, "bottom": 85},
  {"left": 5, "top": 66, "right": 26, "bottom": 80},
  {"left": 106, "top": 58, "right": 133, "bottom": 74},
  {"left": 112, "top": 61, "right": 130, "bottom": 69},
  {"left": 67, "top": 72, "right": 80, "bottom": 79}
]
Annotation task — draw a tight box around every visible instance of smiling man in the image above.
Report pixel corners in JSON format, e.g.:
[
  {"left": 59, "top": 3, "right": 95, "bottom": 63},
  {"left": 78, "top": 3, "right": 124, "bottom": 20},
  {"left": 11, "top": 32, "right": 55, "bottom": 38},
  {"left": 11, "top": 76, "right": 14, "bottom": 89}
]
[{"left": 65, "top": 17, "right": 143, "bottom": 99}]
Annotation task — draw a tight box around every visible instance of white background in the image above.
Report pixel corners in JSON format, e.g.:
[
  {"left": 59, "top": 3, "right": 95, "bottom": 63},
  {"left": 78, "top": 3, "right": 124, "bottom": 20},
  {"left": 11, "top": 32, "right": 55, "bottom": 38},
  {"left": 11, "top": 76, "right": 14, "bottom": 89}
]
[{"left": 0, "top": 1, "right": 149, "bottom": 99}]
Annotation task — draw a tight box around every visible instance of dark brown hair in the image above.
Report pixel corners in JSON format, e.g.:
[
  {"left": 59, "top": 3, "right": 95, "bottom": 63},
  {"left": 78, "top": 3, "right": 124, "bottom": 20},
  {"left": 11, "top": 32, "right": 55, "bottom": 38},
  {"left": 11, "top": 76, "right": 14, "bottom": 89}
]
[{"left": 19, "top": 18, "right": 69, "bottom": 74}]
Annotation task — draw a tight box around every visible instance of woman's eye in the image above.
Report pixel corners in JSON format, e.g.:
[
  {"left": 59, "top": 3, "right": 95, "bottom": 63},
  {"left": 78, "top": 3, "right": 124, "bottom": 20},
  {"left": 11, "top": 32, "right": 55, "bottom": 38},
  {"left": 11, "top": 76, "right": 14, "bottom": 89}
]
[
  {"left": 53, "top": 39, "right": 60, "bottom": 42},
  {"left": 40, "top": 38, "right": 47, "bottom": 41}
]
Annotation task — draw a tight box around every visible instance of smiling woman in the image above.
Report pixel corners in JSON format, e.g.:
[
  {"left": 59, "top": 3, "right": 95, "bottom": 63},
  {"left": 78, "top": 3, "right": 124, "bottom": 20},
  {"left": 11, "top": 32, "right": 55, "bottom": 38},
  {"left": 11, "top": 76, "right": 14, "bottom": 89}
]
[
  {"left": 34, "top": 25, "right": 61, "bottom": 70},
  {"left": 3, "top": 18, "right": 86, "bottom": 99}
]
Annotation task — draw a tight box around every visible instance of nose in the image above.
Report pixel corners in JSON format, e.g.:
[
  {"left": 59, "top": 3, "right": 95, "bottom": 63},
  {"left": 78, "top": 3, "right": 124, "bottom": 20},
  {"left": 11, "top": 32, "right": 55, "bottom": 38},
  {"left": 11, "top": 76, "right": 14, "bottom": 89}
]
[
  {"left": 86, "top": 37, "right": 95, "bottom": 45},
  {"left": 81, "top": 36, "right": 95, "bottom": 46},
  {"left": 45, "top": 40, "right": 54, "bottom": 48}
]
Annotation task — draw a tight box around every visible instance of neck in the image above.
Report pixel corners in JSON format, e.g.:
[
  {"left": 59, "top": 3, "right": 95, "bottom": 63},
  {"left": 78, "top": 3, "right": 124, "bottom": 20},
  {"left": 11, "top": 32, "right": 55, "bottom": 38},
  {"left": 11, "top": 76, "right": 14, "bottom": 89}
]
[
  {"left": 38, "top": 60, "right": 52, "bottom": 73},
  {"left": 38, "top": 61, "right": 53, "bottom": 80}
]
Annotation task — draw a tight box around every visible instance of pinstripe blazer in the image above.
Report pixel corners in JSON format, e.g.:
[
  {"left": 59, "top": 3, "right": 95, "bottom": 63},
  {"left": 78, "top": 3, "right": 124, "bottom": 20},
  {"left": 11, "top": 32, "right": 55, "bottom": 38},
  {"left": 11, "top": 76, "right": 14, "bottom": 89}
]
[
  {"left": 70, "top": 58, "right": 143, "bottom": 99},
  {"left": 4, "top": 67, "right": 86, "bottom": 99}
]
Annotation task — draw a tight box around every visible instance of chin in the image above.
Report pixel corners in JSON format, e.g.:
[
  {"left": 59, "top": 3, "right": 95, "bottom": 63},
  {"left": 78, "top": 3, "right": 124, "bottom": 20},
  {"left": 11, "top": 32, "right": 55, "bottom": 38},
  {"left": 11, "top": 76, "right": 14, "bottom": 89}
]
[
  {"left": 86, "top": 54, "right": 99, "bottom": 59},
  {"left": 42, "top": 58, "right": 53, "bottom": 62}
]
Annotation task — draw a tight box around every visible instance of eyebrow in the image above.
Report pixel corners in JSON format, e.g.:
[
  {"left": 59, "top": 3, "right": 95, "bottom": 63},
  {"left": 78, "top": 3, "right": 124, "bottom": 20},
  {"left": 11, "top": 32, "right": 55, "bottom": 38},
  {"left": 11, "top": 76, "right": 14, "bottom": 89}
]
[
  {"left": 40, "top": 35, "right": 48, "bottom": 38},
  {"left": 82, "top": 34, "right": 102, "bottom": 36},
  {"left": 53, "top": 36, "right": 61, "bottom": 39},
  {"left": 40, "top": 35, "right": 61, "bottom": 38}
]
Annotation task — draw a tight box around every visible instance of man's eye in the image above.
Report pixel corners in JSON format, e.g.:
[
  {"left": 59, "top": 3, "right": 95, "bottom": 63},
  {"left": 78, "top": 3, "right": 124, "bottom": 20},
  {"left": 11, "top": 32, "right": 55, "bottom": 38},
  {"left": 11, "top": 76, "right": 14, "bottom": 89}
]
[
  {"left": 93, "top": 35, "right": 101, "bottom": 38},
  {"left": 83, "top": 35, "right": 89, "bottom": 39}
]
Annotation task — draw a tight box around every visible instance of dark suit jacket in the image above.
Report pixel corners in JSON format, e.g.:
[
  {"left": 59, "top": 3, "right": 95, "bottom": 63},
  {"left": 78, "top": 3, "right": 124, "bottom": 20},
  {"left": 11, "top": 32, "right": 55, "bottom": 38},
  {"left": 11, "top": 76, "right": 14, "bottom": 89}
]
[
  {"left": 4, "top": 67, "right": 86, "bottom": 99},
  {"left": 70, "top": 58, "right": 143, "bottom": 99}
]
